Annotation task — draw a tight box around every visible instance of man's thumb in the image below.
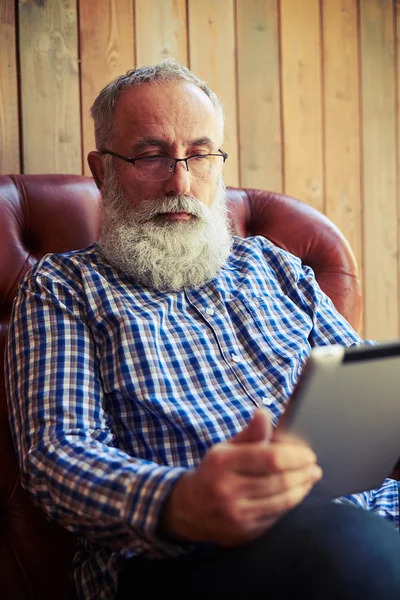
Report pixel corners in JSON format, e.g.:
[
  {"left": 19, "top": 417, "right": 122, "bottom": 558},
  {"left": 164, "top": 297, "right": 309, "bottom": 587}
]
[{"left": 230, "top": 409, "right": 273, "bottom": 444}]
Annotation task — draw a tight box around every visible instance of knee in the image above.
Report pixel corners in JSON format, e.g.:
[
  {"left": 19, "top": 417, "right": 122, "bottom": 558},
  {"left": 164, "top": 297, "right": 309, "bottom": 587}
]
[{"left": 279, "top": 500, "right": 400, "bottom": 598}]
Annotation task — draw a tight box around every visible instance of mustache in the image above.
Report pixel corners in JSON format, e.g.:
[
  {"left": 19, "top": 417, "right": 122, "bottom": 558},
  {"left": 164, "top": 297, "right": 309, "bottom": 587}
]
[{"left": 131, "top": 195, "right": 209, "bottom": 223}]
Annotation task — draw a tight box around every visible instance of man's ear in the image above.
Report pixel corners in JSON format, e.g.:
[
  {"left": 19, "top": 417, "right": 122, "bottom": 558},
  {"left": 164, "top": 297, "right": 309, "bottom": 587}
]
[{"left": 87, "top": 151, "right": 105, "bottom": 190}]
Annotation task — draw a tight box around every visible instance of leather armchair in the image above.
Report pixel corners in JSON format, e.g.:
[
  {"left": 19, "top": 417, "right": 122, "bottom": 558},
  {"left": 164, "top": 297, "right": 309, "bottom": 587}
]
[{"left": 0, "top": 174, "right": 361, "bottom": 599}]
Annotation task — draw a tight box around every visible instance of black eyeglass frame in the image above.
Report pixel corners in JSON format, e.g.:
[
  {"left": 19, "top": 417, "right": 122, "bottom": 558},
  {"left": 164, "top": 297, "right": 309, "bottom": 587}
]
[{"left": 101, "top": 149, "right": 228, "bottom": 176}]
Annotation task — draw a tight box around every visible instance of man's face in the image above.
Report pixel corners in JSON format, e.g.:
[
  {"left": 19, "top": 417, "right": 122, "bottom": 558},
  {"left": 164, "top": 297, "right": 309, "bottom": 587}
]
[
  {"left": 95, "top": 80, "right": 232, "bottom": 291},
  {"left": 107, "top": 80, "right": 224, "bottom": 211}
]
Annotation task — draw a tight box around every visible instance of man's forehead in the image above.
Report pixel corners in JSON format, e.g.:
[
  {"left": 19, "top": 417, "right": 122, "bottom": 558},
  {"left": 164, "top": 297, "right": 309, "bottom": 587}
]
[
  {"left": 129, "top": 135, "right": 218, "bottom": 153},
  {"left": 112, "top": 80, "right": 222, "bottom": 144}
]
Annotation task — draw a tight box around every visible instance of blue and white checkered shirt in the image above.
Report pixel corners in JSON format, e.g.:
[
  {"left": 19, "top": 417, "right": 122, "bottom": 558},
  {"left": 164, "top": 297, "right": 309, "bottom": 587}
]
[{"left": 5, "top": 236, "right": 399, "bottom": 600}]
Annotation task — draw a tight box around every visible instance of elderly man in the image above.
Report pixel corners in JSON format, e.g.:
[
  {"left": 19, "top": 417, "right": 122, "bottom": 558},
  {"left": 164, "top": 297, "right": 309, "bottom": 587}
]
[{"left": 6, "top": 60, "right": 400, "bottom": 600}]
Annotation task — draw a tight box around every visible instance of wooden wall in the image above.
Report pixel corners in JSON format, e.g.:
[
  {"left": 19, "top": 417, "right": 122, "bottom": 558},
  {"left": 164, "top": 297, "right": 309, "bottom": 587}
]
[{"left": 0, "top": 0, "right": 399, "bottom": 341}]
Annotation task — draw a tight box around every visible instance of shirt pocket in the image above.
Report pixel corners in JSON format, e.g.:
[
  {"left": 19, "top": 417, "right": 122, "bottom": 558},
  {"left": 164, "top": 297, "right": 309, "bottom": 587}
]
[{"left": 240, "top": 293, "right": 312, "bottom": 368}]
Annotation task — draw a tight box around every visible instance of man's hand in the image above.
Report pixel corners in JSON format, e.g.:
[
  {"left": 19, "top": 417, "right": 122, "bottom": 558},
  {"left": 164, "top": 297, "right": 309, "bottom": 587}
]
[{"left": 161, "top": 408, "right": 322, "bottom": 547}]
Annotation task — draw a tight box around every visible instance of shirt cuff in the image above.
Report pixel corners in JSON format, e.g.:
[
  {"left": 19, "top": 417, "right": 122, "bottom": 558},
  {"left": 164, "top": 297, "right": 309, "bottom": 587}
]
[{"left": 123, "top": 464, "right": 194, "bottom": 558}]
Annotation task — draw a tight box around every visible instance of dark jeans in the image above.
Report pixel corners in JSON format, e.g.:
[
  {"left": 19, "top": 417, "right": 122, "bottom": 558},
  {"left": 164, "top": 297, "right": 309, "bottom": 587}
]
[{"left": 116, "top": 498, "right": 400, "bottom": 599}]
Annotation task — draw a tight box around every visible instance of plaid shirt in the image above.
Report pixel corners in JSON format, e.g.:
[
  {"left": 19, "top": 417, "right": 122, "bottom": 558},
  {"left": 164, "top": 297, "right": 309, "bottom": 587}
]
[{"left": 5, "top": 236, "right": 399, "bottom": 600}]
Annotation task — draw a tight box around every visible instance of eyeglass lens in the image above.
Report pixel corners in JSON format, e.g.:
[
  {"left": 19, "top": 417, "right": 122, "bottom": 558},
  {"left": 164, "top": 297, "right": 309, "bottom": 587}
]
[{"left": 135, "top": 155, "right": 224, "bottom": 181}]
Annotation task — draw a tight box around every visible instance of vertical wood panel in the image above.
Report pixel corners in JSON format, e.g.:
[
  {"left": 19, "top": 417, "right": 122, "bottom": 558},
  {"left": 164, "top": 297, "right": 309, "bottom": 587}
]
[
  {"left": 6, "top": 0, "right": 400, "bottom": 340},
  {"left": 360, "top": 0, "right": 398, "bottom": 340},
  {"left": 188, "top": 0, "right": 239, "bottom": 187},
  {"left": 135, "top": 0, "right": 187, "bottom": 66},
  {"left": 79, "top": 0, "right": 135, "bottom": 175},
  {"left": 236, "top": 0, "right": 282, "bottom": 191},
  {"left": 19, "top": 0, "right": 81, "bottom": 174},
  {"left": 322, "top": 0, "right": 362, "bottom": 272},
  {"left": 280, "top": 0, "right": 323, "bottom": 211},
  {"left": 0, "top": 0, "right": 20, "bottom": 174}
]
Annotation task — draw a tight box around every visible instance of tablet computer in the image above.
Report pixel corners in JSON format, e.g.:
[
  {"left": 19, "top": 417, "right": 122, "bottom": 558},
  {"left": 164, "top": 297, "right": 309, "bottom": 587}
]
[{"left": 275, "top": 341, "right": 400, "bottom": 499}]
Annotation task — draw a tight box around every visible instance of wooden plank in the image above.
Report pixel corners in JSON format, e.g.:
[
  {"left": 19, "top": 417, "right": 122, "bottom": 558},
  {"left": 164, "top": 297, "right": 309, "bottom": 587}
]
[
  {"left": 236, "top": 0, "right": 282, "bottom": 192},
  {"left": 19, "top": 0, "right": 81, "bottom": 174},
  {"left": 135, "top": 0, "right": 187, "bottom": 66},
  {"left": 322, "top": 0, "right": 362, "bottom": 275},
  {"left": 188, "top": 0, "right": 239, "bottom": 187},
  {"left": 79, "top": 0, "right": 134, "bottom": 175},
  {"left": 280, "top": 0, "right": 323, "bottom": 211},
  {"left": 0, "top": 0, "right": 20, "bottom": 174},
  {"left": 360, "top": 0, "right": 397, "bottom": 340}
]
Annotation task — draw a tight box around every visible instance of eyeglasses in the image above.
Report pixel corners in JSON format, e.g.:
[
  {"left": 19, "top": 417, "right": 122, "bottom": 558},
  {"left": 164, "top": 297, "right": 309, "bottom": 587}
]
[{"left": 101, "top": 149, "right": 228, "bottom": 181}]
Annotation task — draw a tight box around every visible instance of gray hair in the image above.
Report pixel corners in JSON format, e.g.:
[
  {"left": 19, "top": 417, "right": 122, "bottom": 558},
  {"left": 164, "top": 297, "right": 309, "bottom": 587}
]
[{"left": 90, "top": 59, "right": 224, "bottom": 151}]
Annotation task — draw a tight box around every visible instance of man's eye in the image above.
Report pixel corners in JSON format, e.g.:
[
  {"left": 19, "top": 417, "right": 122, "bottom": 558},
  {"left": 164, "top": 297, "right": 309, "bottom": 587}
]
[{"left": 190, "top": 155, "right": 209, "bottom": 161}]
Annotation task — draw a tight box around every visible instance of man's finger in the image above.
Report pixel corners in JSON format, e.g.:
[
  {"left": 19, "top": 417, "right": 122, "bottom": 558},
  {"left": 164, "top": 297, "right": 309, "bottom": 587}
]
[
  {"left": 230, "top": 409, "right": 273, "bottom": 445},
  {"left": 236, "top": 463, "right": 323, "bottom": 499},
  {"left": 213, "top": 440, "right": 317, "bottom": 476},
  {"left": 245, "top": 480, "right": 317, "bottom": 521}
]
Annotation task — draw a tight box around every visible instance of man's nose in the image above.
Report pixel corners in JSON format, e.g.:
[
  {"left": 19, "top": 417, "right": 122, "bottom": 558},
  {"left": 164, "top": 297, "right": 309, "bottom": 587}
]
[{"left": 163, "top": 160, "right": 191, "bottom": 196}]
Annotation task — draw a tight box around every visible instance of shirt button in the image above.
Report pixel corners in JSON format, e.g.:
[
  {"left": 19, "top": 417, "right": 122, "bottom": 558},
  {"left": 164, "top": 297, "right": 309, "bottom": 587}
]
[
  {"left": 231, "top": 353, "right": 241, "bottom": 363},
  {"left": 205, "top": 308, "right": 215, "bottom": 316}
]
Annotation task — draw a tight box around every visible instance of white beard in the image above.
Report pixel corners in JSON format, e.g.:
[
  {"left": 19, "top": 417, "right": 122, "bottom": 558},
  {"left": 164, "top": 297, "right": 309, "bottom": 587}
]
[{"left": 98, "top": 169, "right": 233, "bottom": 291}]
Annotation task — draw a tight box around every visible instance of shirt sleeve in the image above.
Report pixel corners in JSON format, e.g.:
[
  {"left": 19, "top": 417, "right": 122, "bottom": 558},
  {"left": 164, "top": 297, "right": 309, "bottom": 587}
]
[
  {"left": 334, "top": 479, "right": 400, "bottom": 531},
  {"left": 287, "top": 260, "right": 364, "bottom": 347},
  {"left": 5, "top": 267, "right": 189, "bottom": 558}
]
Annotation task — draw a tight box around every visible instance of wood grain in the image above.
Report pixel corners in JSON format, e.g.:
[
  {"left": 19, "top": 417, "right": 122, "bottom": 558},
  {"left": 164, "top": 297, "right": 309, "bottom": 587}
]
[
  {"left": 280, "top": 0, "right": 323, "bottom": 211},
  {"left": 322, "top": 0, "right": 362, "bottom": 273},
  {"left": 6, "top": 0, "right": 400, "bottom": 340},
  {"left": 19, "top": 0, "right": 81, "bottom": 174},
  {"left": 360, "top": 0, "right": 398, "bottom": 339},
  {"left": 236, "top": 0, "right": 282, "bottom": 191},
  {"left": 135, "top": 0, "right": 187, "bottom": 66},
  {"left": 188, "top": 0, "right": 239, "bottom": 187},
  {"left": 0, "top": 0, "right": 20, "bottom": 174},
  {"left": 79, "top": 0, "right": 135, "bottom": 174}
]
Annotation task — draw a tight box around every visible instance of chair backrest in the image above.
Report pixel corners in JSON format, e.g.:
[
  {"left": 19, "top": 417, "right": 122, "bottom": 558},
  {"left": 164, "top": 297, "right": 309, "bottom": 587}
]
[{"left": 0, "top": 174, "right": 361, "bottom": 599}]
